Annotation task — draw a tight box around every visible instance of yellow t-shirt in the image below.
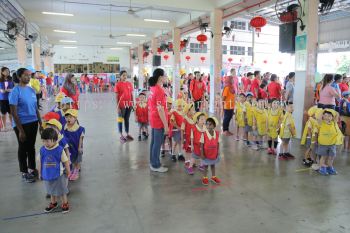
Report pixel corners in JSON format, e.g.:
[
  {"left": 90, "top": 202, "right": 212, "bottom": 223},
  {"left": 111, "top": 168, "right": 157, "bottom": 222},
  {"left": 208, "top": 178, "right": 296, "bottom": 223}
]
[
  {"left": 29, "top": 78, "right": 41, "bottom": 93},
  {"left": 253, "top": 108, "right": 267, "bottom": 135},
  {"left": 280, "top": 112, "right": 296, "bottom": 139},
  {"left": 245, "top": 102, "right": 254, "bottom": 126},
  {"left": 267, "top": 108, "right": 282, "bottom": 139},
  {"left": 222, "top": 86, "right": 235, "bottom": 110},
  {"left": 317, "top": 121, "right": 338, "bottom": 146},
  {"left": 235, "top": 102, "right": 246, "bottom": 127},
  {"left": 301, "top": 117, "right": 318, "bottom": 145}
]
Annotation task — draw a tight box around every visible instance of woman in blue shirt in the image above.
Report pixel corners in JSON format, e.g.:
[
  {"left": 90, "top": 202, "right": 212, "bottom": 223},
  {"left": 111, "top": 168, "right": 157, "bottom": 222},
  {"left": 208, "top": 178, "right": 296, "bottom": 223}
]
[
  {"left": 0, "top": 67, "right": 14, "bottom": 131},
  {"left": 9, "top": 68, "right": 43, "bottom": 183}
]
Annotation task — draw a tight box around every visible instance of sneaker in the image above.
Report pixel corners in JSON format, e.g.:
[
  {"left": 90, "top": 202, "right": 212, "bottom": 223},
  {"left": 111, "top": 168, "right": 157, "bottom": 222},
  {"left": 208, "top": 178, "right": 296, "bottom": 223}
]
[
  {"left": 150, "top": 166, "right": 168, "bottom": 173},
  {"left": 185, "top": 166, "right": 194, "bottom": 175},
  {"left": 161, "top": 150, "right": 165, "bottom": 157},
  {"left": 278, "top": 153, "right": 287, "bottom": 160},
  {"left": 267, "top": 148, "right": 273, "bottom": 154},
  {"left": 210, "top": 176, "right": 221, "bottom": 184},
  {"left": 202, "top": 177, "right": 209, "bottom": 185},
  {"left": 285, "top": 153, "right": 295, "bottom": 160},
  {"left": 311, "top": 163, "right": 320, "bottom": 171},
  {"left": 198, "top": 164, "right": 206, "bottom": 171},
  {"left": 245, "top": 141, "right": 251, "bottom": 147},
  {"left": 303, "top": 159, "right": 312, "bottom": 167},
  {"left": 184, "top": 160, "right": 190, "bottom": 167},
  {"left": 45, "top": 194, "right": 51, "bottom": 199},
  {"left": 178, "top": 154, "right": 185, "bottom": 161},
  {"left": 69, "top": 169, "right": 79, "bottom": 181},
  {"left": 45, "top": 202, "right": 58, "bottom": 213},
  {"left": 235, "top": 137, "right": 240, "bottom": 141},
  {"left": 138, "top": 135, "right": 142, "bottom": 141},
  {"left": 327, "top": 166, "right": 338, "bottom": 175},
  {"left": 171, "top": 154, "right": 177, "bottom": 162},
  {"left": 126, "top": 135, "right": 134, "bottom": 141},
  {"left": 22, "top": 173, "right": 35, "bottom": 183},
  {"left": 142, "top": 132, "right": 147, "bottom": 137},
  {"left": 120, "top": 136, "right": 127, "bottom": 143},
  {"left": 271, "top": 149, "right": 277, "bottom": 155},
  {"left": 319, "top": 166, "right": 329, "bottom": 176},
  {"left": 61, "top": 203, "right": 70, "bottom": 214}
]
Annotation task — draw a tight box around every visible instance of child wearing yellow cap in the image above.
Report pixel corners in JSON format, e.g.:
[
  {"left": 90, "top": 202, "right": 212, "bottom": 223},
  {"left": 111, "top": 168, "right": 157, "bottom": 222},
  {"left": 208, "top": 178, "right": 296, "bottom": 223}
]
[
  {"left": 279, "top": 102, "right": 296, "bottom": 160},
  {"left": 252, "top": 99, "right": 268, "bottom": 150},
  {"left": 315, "top": 109, "right": 343, "bottom": 175},
  {"left": 200, "top": 117, "right": 221, "bottom": 185},
  {"left": 244, "top": 92, "right": 254, "bottom": 147},
  {"left": 161, "top": 97, "right": 173, "bottom": 157},
  {"left": 63, "top": 109, "right": 85, "bottom": 181},
  {"left": 51, "top": 92, "right": 65, "bottom": 113},
  {"left": 170, "top": 99, "right": 185, "bottom": 162},
  {"left": 300, "top": 106, "right": 319, "bottom": 167},
  {"left": 267, "top": 99, "right": 283, "bottom": 156},
  {"left": 181, "top": 103, "right": 196, "bottom": 169},
  {"left": 234, "top": 93, "right": 247, "bottom": 141}
]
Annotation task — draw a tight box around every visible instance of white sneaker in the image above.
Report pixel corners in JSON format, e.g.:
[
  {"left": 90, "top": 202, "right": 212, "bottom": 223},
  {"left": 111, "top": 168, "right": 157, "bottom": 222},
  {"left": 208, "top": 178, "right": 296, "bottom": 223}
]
[
  {"left": 150, "top": 166, "right": 168, "bottom": 173},
  {"left": 311, "top": 164, "right": 320, "bottom": 171}
]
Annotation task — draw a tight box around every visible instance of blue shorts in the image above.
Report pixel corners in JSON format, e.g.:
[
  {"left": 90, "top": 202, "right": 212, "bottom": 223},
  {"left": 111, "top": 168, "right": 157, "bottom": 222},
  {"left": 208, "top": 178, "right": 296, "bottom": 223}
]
[
  {"left": 172, "top": 130, "right": 181, "bottom": 143},
  {"left": 244, "top": 125, "right": 252, "bottom": 133},
  {"left": 317, "top": 145, "right": 336, "bottom": 156},
  {"left": 202, "top": 156, "right": 220, "bottom": 166},
  {"left": 138, "top": 123, "right": 148, "bottom": 128},
  {"left": 192, "top": 153, "right": 201, "bottom": 160}
]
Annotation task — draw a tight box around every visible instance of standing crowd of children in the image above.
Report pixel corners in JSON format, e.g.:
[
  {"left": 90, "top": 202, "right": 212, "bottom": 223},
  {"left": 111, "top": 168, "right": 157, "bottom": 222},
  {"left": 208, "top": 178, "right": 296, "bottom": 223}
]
[{"left": 38, "top": 92, "right": 85, "bottom": 213}]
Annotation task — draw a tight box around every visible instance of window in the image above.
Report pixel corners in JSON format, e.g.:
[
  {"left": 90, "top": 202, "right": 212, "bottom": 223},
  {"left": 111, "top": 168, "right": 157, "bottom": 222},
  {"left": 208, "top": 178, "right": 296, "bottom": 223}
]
[
  {"left": 247, "top": 47, "right": 253, "bottom": 56},
  {"left": 231, "top": 20, "right": 246, "bottom": 30},
  {"left": 223, "top": 21, "right": 228, "bottom": 27},
  {"left": 229, "top": 46, "right": 245, "bottom": 55},
  {"left": 190, "top": 43, "right": 208, "bottom": 53},
  {"left": 222, "top": 45, "right": 227, "bottom": 55},
  {"left": 248, "top": 24, "right": 253, "bottom": 31}
]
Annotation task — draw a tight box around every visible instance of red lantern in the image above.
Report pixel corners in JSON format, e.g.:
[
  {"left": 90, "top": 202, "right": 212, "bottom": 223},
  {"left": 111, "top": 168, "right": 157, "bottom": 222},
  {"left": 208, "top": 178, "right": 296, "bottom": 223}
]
[
  {"left": 143, "top": 51, "right": 149, "bottom": 58},
  {"left": 250, "top": 16, "right": 267, "bottom": 37},
  {"left": 163, "top": 54, "right": 169, "bottom": 61},
  {"left": 196, "top": 34, "right": 207, "bottom": 46},
  {"left": 157, "top": 48, "right": 162, "bottom": 55},
  {"left": 263, "top": 60, "right": 267, "bottom": 64},
  {"left": 168, "top": 42, "right": 173, "bottom": 50},
  {"left": 200, "top": 56, "right": 206, "bottom": 62},
  {"left": 228, "top": 57, "right": 233, "bottom": 63},
  {"left": 185, "top": 55, "right": 191, "bottom": 61},
  {"left": 180, "top": 40, "right": 186, "bottom": 51}
]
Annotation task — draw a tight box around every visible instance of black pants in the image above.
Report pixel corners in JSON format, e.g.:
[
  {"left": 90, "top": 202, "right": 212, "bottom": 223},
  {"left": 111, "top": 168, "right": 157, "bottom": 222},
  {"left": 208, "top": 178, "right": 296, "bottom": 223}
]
[
  {"left": 118, "top": 107, "right": 132, "bottom": 134},
  {"left": 14, "top": 121, "right": 38, "bottom": 173},
  {"left": 36, "top": 93, "right": 41, "bottom": 109},
  {"left": 317, "top": 103, "right": 335, "bottom": 110},
  {"left": 194, "top": 100, "right": 202, "bottom": 112},
  {"left": 223, "top": 109, "right": 234, "bottom": 131}
]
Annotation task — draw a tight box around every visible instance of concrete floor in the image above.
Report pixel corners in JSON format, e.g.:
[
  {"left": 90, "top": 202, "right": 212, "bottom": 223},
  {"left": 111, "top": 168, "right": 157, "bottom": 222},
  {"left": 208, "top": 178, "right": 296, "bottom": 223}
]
[{"left": 1, "top": 92, "right": 350, "bottom": 233}]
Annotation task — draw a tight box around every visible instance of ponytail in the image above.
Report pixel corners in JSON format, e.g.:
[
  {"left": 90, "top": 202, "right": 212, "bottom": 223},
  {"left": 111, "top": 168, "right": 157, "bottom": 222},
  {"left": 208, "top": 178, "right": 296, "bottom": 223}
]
[{"left": 148, "top": 68, "right": 164, "bottom": 87}]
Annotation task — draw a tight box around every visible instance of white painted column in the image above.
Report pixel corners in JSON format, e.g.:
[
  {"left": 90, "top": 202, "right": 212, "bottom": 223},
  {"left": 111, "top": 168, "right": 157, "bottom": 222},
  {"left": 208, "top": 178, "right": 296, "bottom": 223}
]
[
  {"left": 44, "top": 56, "right": 53, "bottom": 72},
  {"left": 16, "top": 35, "right": 27, "bottom": 67},
  {"left": 137, "top": 44, "right": 144, "bottom": 90},
  {"left": 294, "top": 0, "right": 319, "bottom": 138},
  {"left": 32, "top": 44, "right": 41, "bottom": 71},
  {"left": 172, "top": 28, "right": 181, "bottom": 100},
  {"left": 209, "top": 9, "right": 223, "bottom": 114}
]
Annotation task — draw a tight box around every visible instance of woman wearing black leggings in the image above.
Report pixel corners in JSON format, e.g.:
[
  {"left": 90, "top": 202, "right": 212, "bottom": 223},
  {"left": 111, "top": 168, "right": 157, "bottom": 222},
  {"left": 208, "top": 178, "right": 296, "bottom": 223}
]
[{"left": 9, "top": 68, "right": 43, "bottom": 183}]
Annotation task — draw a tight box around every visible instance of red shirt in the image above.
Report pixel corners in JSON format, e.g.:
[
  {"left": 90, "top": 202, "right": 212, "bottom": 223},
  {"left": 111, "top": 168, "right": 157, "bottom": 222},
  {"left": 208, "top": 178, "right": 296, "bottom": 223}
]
[
  {"left": 182, "top": 116, "right": 195, "bottom": 152},
  {"left": 241, "top": 77, "right": 251, "bottom": 92},
  {"left": 339, "top": 82, "right": 349, "bottom": 93},
  {"left": 267, "top": 81, "right": 281, "bottom": 99},
  {"left": 258, "top": 88, "right": 268, "bottom": 99},
  {"left": 84, "top": 77, "right": 90, "bottom": 84},
  {"left": 148, "top": 85, "right": 167, "bottom": 129},
  {"left": 250, "top": 78, "right": 260, "bottom": 98},
  {"left": 203, "top": 130, "right": 219, "bottom": 160},
  {"left": 46, "top": 77, "right": 53, "bottom": 86},
  {"left": 114, "top": 81, "right": 133, "bottom": 108},
  {"left": 93, "top": 77, "right": 99, "bottom": 85},
  {"left": 171, "top": 111, "right": 184, "bottom": 129},
  {"left": 99, "top": 79, "right": 104, "bottom": 85},
  {"left": 190, "top": 80, "right": 205, "bottom": 101},
  {"left": 135, "top": 103, "right": 148, "bottom": 123},
  {"left": 191, "top": 125, "right": 205, "bottom": 156}
]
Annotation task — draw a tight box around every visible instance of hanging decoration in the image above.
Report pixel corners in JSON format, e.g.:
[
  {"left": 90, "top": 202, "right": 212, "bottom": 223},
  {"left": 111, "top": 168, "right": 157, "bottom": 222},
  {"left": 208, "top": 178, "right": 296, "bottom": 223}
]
[
  {"left": 157, "top": 48, "right": 162, "bottom": 55},
  {"left": 200, "top": 56, "right": 206, "bottom": 63},
  {"left": 196, "top": 34, "right": 208, "bottom": 47},
  {"left": 249, "top": 16, "right": 267, "bottom": 37},
  {"left": 185, "top": 55, "right": 191, "bottom": 61},
  {"left": 228, "top": 57, "right": 233, "bottom": 63},
  {"left": 143, "top": 51, "right": 149, "bottom": 58},
  {"left": 163, "top": 54, "right": 169, "bottom": 61}
]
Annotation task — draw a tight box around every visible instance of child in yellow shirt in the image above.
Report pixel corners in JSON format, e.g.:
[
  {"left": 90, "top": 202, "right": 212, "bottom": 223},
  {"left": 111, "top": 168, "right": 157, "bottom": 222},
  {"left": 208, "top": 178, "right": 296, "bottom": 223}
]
[
  {"left": 252, "top": 98, "right": 267, "bottom": 150},
  {"left": 235, "top": 93, "right": 247, "bottom": 141},
  {"left": 279, "top": 103, "right": 296, "bottom": 160},
  {"left": 244, "top": 92, "right": 254, "bottom": 147},
  {"left": 267, "top": 99, "right": 283, "bottom": 155}
]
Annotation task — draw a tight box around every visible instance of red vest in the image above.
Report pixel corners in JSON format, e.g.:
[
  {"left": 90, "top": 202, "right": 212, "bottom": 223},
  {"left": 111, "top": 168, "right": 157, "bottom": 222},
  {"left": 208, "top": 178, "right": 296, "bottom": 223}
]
[
  {"left": 192, "top": 126, "right": 205, "bottom": 155},
  {"left": 171, "top": 111, "right": 184, "bottom": 129},
  {"left": 203, "top": 130, "right": 219, "bottom": 160},
  {"left": 135, "top": 103, "right": 148, "bottom": 123}
]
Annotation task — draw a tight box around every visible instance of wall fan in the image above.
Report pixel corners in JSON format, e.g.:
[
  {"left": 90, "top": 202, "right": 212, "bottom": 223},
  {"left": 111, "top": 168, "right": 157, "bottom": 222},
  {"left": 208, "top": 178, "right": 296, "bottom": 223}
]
[{"left": 0, "top": 17, "right": 25, "bottom": 42}]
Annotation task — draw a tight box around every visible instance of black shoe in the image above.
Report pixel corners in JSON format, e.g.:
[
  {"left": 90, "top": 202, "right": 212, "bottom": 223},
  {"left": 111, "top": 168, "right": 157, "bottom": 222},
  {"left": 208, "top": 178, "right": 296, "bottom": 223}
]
[
  {"left": 161, "top": 150, "right": 165, "bottom": 158},
  {"left": 22, "top": 173, "right": 35, "bottom": 183},
  {"left": 142, "top": 132, "right": 147, "bottom": 137},
  {"left": 178, "top": 154, "right": 185, "bottom": 161},
  {"left": 45, "top": 202, "right": 58, "bottom": 213},
  {"left": 29, "top": 169, "right": 38, "bottom": 178},
  {"left": 46, "top": 193, "right": 51, "bottom": 199},
  {"left": 138, "top": 135, "right": 142, "bottom": 141},
  {"left": 171, "top": 155, "right": 177, "bottom": 162}
]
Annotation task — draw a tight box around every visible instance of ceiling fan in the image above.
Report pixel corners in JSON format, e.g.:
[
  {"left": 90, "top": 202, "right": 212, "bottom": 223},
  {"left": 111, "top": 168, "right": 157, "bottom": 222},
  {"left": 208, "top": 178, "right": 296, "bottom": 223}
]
[
  {"left": 101, "top": 0, "right": 152, "bottom": 18},
  {"left": 93, "top": 5, "right": 125, "bottom": 39}
]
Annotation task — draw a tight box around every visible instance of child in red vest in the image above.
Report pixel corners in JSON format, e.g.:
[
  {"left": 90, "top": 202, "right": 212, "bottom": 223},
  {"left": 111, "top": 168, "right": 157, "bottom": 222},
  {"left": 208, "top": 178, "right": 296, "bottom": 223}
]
[
  {"left": 181, "top": 103, "right": 195, "bottom": 168},
  {"left": 200, "top": 117, "right": 221, "bottom": 185},
  {"left": 135, "top": 92, "right": 148, "bottom": 141},
  {"left": 170, "top": 99, "right": 185, "bottom": 162},
  {"left": 187, "top": 112, "right": 207, "bottom": 175}
]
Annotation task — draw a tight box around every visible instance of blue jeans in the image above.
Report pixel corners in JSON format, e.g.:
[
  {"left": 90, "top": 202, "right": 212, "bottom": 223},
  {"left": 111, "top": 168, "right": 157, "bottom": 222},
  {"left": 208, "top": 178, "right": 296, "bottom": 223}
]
[{"left": 150, "top": 128, "right": 164, "bottom": 169}]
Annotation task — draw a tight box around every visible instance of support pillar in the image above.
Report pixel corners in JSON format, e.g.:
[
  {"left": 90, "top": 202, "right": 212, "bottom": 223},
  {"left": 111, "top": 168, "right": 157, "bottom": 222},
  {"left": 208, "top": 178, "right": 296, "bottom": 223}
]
[
  {"left": 172, "top": 28, "right": 181, "bottom": 100},
  {"left": 294, "top": 0, "right": 319, "bottom": 138},
  {"left": 209, "top": 9, "right": 223, "bottom": 114},
  {"left": 137, "top": 44, "right": 144, "bottom": 90},
  {"left": 16, "top": 35, "right": 26, "bottom": 67},
  {"left": 32, "top": 44, "right": 41, "bottom": 71},
  {"left": 44, "top": 56, "right": 53, "bottom": 72}
]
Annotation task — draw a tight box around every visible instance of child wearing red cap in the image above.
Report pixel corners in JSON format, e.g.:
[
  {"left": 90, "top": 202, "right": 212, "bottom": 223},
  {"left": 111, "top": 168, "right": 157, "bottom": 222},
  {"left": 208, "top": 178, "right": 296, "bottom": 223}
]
[
  {"left": 200, "top": 117, "right": 221, "bottom": 185},
  {"left": 135, "top": 92, "right": 149, "bottom": 141}
]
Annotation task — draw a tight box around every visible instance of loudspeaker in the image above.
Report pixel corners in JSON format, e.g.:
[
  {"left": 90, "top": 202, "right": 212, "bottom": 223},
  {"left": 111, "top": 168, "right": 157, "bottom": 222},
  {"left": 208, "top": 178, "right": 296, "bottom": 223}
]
[
  {"left": 279, "top": 22, "right": 297, "bottom": 53},
  {"left": 152, "top": 55, "right": 161, "bottom": 66}
]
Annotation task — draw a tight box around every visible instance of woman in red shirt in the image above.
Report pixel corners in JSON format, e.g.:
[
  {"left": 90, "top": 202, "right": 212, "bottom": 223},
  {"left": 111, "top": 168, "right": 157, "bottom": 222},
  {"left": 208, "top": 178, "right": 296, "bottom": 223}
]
[
  {"left": 258, "top": 83, "right": 268, "bottom": 100},
  {"left": 115, "top": 71, "right": 134, "bottom": 143},
  {"left": 190, "top": 71, "right": 206, "bottom": 112},
  {"left": 267, "top": 74, "right": 282, "bottom": 102},
  {"left": 60, "top": 73, "right": 79, "bottom": 110},
  {"left": 148, "top": 68, "right": 169, "bottom": 173}
]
